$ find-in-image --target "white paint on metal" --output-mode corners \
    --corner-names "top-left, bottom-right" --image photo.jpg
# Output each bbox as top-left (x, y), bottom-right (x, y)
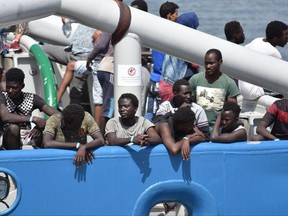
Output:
top-left (1, 0), bottom-right (287, 98)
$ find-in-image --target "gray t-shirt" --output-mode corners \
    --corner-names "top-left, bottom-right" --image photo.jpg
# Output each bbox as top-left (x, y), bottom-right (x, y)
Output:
top-left (105, 116), bottom-right (154, 138)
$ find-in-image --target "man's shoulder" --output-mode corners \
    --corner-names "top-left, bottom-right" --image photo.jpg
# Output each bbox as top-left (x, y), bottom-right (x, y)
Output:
top-left (24, 92), bottom-right (40, 100)
top-left (137, 116), bottom-right (148, 123)
top-left (191, 72), bottom-right (204, 79)
top-left (219, 74), bottom-right (240, 95)
top-left (137, 116), bottom-right (155, 127)
top-left (49, 113), bottom-right (61, 120)
top-left (22, 92), bottom-right (35, 96)
top-left (245, 37), bottom-right (280, 57)
top-left (159, 100), bottom-right (171, 107)
top-left (46, 113), bottom-right (62, 127)
top-left (106, 117), bottom-right (119, 125)
top-left (218, 73), bottom-right (238, 86)
top-left (84, 111), bottom-right (93, 118)
top-left (191, 102), bottom-right (204, 110)
top-left (189, 72), bottom-right (205, 85)
top-left (83, 111), bottom-right (100, 125)
top-left (245, 37), bottom-right (263, 46)
top-left (274, 99), bottom-right (288, 109)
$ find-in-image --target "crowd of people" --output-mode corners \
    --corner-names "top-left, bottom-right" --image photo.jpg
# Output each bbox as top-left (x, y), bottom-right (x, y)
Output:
top-left (0, 0), bottom-right (288, 166)
top-left (1, 1), bottom-right (287, 215)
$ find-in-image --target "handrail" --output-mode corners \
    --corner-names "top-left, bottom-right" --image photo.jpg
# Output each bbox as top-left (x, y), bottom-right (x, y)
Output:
top-left (2, 1), bottom-right (288, 97)
top-left (29, 43), bottom-right (58, 110)
top-left (10, 35), bottom-right (58, 111)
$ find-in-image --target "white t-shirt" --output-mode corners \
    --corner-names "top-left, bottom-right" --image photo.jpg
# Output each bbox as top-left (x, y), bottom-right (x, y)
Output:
top-left (245, 37), bottom-right (282, 58)
top-left (239, 37), bottom-right (282, 100)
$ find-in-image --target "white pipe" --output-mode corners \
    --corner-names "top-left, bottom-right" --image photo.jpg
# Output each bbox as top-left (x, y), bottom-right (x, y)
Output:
top-left (0, 0), bottom-right (61, 27)
top-left (57, 0), bottom-right (288, 98)
top-left (28, 16), bottom-right (78, 46)
top-left (1, 0), bottom-right (288, 97)
top-left (16, 34), bottom-right (37, 48)
top-left (57, 0), bottom-right (119, 35)
top-left (114, 33), bottom-right (142, 117)
top-left (258, 95), bottom-right (280, 108)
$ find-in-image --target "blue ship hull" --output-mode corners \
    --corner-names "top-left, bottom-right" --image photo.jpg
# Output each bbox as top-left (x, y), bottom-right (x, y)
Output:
top-left (1, 141), bottom-right (288, 215)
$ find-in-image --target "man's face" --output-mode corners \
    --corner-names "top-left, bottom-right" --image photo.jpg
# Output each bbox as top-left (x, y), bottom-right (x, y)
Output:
top-left (204, 53), bottom-right (222, 76)
top-left (118, 98), bottom-right (137, 119)
top-left (6, 81), bottom-right (24, 99)
top-left (221, 110), bottom-right (238, 131)
top-left (277, 29), bottom-right (288, 47)
top-left (167, 9), bottom-right (178, 22)
top-left (174, 85), bottom-right (192, 105)
top-left (174, 121), bottom-right (194, 137)
top-left (235, 27), bottom-right (245, 44)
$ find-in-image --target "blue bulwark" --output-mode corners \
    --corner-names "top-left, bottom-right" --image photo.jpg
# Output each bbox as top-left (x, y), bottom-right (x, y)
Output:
top-left (1, 141), bottom-right (288, 215)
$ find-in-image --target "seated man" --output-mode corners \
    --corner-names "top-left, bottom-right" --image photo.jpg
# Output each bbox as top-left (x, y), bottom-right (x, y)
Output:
top-left (0, 68), bottom-right (59, 150)
top-left (253, 98), bottom-right (288, 141)
top-left (155, 79), bottom-right (210, 140)
top-left (189, 48), bottom-right (240, 130)
top-left (156, 106), bottom-right (206, 160)
top-left (210, 101), bottom-right (247, 143)
top-left (42, 104), bottom-right (104, 168)
top-left (105, 93), bottom-right (161, 146)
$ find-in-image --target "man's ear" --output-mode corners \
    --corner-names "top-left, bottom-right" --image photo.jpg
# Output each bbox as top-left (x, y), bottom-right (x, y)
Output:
top-left (21, 83), bottom-right (25, 89)
top-left (167, 13), bottom-right (172, 20)
top-left (219, 59), bottom-right (223, 65)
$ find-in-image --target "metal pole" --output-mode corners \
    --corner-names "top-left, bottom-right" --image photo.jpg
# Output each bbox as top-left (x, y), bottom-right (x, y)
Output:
top-left (1, 0), bottom-right (288, 97)
top-left (0, 0), bottom-right (61, 27)
top-left (114, 33), bottom-right (142, 117)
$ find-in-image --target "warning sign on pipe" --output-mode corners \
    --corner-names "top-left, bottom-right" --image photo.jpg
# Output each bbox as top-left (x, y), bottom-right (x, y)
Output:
top-left (117, 64), bottom-right (141, 86)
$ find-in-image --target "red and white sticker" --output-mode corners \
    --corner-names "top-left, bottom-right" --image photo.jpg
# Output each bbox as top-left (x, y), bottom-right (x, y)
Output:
top-left (128, 67), bottom-right (136, 76)
top-left (117, 64), bottom-right (141, 86)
